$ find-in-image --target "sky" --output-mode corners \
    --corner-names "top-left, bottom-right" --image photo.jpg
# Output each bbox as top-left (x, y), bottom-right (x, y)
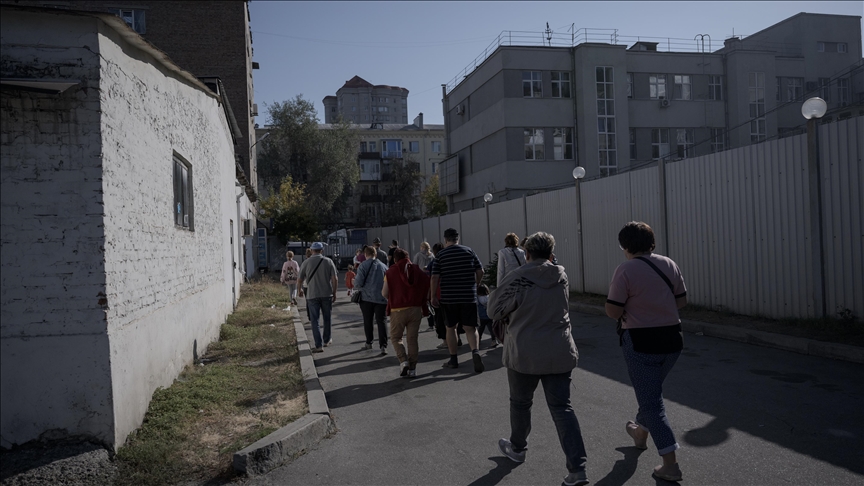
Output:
top-left (249, 1), bottom-right (863, 126)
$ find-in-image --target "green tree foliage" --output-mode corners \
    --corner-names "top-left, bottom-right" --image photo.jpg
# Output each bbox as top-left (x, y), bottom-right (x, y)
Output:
top-left (258, 95), bottom-right (360, 216)
top-left (421, 174), bottom-right (448, 217)
top-left (260, 176), bottom-right (319, 244)
top-left (381, 156), bottom-right (423, 225)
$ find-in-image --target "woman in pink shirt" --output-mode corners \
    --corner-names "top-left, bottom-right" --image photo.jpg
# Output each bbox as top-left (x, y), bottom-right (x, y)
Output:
top-left (605, 221), bottom-right (687, 483)
top-left (280, 251), bottom-right (300, 305)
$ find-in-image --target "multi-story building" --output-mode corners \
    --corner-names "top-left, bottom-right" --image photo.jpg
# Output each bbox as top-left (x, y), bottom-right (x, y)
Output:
top-left (20, 0), bottom-right (262, 201)
top-left (441, 12), bottom-right (863, 210)
top-left (323, 75), bottom-right (409, 124)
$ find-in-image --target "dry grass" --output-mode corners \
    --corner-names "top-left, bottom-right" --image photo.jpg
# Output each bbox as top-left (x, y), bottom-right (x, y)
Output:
top-left (115, 278), bottom-right (308, 485)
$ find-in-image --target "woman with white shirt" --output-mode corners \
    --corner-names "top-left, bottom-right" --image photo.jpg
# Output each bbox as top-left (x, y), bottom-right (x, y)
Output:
top-left (497, 233), bottom-right (526, 287)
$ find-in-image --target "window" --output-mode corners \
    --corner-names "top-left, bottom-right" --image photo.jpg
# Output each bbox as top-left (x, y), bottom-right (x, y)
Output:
top-left (651, 129), bottom-right (670, 160)
top-left (364, 106), bottom-right (368, 111)
top-left (551, 72), bottom-right (571, 98)
top-left (431, 141), bottom-right (442, 152)
top-left (711, 128), bottom-right (726, 153)
top-left (838, 43), bottom-right (848, 53)
top-left (597, 67), bottom-right (617, 176)
top-left (629, 129), bottom-right (636, 160)
top-left (364, 114), bottom-right (369, 121)
top-left (817, 42), bottom-right (825, 52)
top-left (173, 154), bottom-right (192, 229)
top-left (675, 129), bottom-right (694, 158)
top-left (627, 73), bottom-right (633, 98)
top-left (360, 142), bottom-right (367, 152)
top-left (709, 75), bottom-right (724, 101)
top-left (524, 128), bottom-right (544, 160)
top-left (553, 128), bottom-right (573, 160)
top-left (331, 107), bottom-right (336, 112)
top-left (402, 99), bottom-right (407, 104)
top-left (838, 78), bottom-right (850, 106)
top-left (673, 75), bottom-right (691, 100)
top-left (351, 96), bottom-right (356, 102)
top-left (776, 77), bottom-right (781, 102)
top-left (352, 106), bottom-right (356, 111)
top-left (408, 141), bottom-right (419, 153)
top-left (649, 74), bottom-right (666, 99)
top-left (819, 77), bottom-right (831, 102)
top-left (749, 72), bottom-right (766, 142)
top-left (787, 77), bottom-right (803, 102)
top-left (368, 141), bottom-right (377, 152)
top-left (432, 162), bottom-right (437, 174)
top-left (523, 71), bottom-right (542, 97)
top-left (110, 8), bottom-right (146, 34)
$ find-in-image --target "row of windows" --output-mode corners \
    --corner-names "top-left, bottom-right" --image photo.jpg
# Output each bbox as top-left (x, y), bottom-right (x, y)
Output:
top-left (332, 114), bottom-right (409, 123)
top-left (346, 106), bottom-right (401, 113)
top-left (817, 42), bottom-right (848, 53)
top-left (626, 128), bottom-right (726, 161)
top-left (524, 128), bottom-right (574, 161)
top-left (522, 71), bottom-right (572, 98)
top-left (345, 96), bottom-right (407, 104)
top-left (639, 73), bottom-right (724, 101)
top-left (359, 140), bottom-right (442, 153)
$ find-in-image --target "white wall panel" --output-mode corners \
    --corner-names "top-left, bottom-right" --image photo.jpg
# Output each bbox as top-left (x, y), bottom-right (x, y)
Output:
top-left (440, 213), bottom-right (461, 238)
top-left (580, 174), bottom-right (632, 295)
top-left (489, 197), bottom-right (527, 253)
top-left (525, 188), bottom-right (580, 290)
top-left (408, 220), bottom-right (424, 253)
top-left (460, 208), bottom-right (490, 264)
top-left (423, 217), bottom-right (441, 246)
top-left (397, 224), bottom-right (410, 251)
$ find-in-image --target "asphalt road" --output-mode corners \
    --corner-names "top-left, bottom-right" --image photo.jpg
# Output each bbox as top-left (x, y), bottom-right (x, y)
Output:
top-left (247, 293), bottom-right (864, 486)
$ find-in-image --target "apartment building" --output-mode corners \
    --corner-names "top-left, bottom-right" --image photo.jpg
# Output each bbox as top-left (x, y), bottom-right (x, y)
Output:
top-left (323, 75), bottom-right (409, 124)
top-left (441, 12), bottom-right (863, 210)
top-left (14, 0), bottom-right (262, 201)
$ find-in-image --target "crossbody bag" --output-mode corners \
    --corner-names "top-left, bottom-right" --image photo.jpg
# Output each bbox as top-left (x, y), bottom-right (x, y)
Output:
top-left (616, 256), bottom-right (683, 354)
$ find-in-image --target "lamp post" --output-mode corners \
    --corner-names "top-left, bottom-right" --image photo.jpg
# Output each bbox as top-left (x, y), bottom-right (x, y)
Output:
top-left (572, 167), bottom-right (586, 293)
top-left (802, 97), bottom-right (827, 317)
top-left (484, 193), bottom-right (493, 269)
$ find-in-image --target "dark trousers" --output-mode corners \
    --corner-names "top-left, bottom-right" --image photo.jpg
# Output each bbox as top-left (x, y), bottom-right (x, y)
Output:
top-left (360, 300), bottom-right (388, 347)
top-left (433, 306), bottom-right (448, 340)
top-left (478, 318), bottom-right (494, 341)
top-left (507, 368), bottom-right (588, 474)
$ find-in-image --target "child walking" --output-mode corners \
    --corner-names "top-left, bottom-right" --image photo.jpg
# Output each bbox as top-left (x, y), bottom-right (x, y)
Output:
top-left (476, 284), bottom-right (497, 349)
top-left (346, 264), bottom-right (356, 296)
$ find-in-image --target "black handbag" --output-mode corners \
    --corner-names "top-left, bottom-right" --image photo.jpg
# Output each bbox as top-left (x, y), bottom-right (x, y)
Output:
top-left (351, 291), bottom-right (362, 304)
top-left (618, 257), bottom-right (683, 354)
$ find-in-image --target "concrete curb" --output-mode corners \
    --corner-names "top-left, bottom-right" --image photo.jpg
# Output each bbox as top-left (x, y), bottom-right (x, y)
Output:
top-left (569, 302), bottom-right (864, 364)
top-left (233, 305), bottom-right (335, 476)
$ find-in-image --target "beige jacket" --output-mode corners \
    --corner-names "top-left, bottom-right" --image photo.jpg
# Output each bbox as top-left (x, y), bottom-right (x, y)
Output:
top-left (488, 259), bottom-right (578, 375)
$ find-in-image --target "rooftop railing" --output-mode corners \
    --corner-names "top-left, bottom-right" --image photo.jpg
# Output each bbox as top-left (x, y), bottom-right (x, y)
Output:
top-left (444, 28), bottom-right (803, 93)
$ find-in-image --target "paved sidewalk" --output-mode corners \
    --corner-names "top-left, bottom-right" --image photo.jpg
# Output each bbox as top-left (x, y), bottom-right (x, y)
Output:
top-left (247, 290), bottom-right (864, 486)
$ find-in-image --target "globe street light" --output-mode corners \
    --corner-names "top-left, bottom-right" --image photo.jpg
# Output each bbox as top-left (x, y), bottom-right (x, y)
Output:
top-left (803, 97), bottom-right (827, 317)
top-left (573, 167), bottom-right (586, 292)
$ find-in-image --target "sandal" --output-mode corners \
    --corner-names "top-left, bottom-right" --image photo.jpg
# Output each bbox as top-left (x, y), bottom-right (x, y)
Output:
top-left (653, 463), bottom-right (683, 482)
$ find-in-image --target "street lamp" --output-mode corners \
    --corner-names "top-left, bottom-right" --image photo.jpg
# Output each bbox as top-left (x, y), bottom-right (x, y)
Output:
top-left (802, 97), bottom-right (827, 317)
top-left (484, 193), bottom-right (493, 270)
top-left (572, 167), bottom-right (586, 293)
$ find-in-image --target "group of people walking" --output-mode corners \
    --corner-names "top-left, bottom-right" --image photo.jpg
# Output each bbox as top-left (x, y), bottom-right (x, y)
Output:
top-left (282, 221), bottom-right (688, 484)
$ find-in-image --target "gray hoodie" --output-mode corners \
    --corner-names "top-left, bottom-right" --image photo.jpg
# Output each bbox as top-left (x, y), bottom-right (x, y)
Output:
top-left (488, 259), bottom-right (578, 375)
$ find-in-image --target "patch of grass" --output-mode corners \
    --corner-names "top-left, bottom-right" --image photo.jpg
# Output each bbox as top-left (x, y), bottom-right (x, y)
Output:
top-left (115, 280), bottom-right (307, 485)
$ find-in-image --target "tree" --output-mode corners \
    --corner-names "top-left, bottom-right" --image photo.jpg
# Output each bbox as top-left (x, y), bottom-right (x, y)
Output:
top-left (260, 175), bottom-right (319, 244)
top-left (258, 95), bottom-right (360, 216)
top-left (421, 174), bottom-right (448, 217)
top-left (382, 157), bottom-right (423, 225)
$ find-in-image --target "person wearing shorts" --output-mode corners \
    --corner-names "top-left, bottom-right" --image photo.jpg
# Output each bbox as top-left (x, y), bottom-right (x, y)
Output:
top-left (430, 228), bottom-right (485, 373)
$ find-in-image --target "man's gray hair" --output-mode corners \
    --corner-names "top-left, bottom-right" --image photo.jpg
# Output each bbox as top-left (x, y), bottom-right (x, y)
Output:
top-left (525, 232), bottom-right (555, 260)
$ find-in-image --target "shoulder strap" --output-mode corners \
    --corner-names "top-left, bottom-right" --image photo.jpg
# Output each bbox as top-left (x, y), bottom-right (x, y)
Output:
top-left (511, 248), bottom-right (523, 266)
top-left (306, 257), bottom-right (325, 281)
top-left (634, 256), bottom-right (673, 292)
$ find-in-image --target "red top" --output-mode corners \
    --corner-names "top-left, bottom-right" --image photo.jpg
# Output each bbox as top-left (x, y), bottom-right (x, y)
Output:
top-left (345, 270), bottom-right (356, 289)
top-left (384, 259), bottom-right (430, 316)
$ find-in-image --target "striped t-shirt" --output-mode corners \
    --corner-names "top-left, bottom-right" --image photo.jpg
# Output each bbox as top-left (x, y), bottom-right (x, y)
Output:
top-left (431, 244), bottom-right (483, 304)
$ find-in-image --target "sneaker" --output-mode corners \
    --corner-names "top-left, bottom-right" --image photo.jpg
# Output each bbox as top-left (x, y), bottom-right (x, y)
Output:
top-left (444, 360), bottom-right (458, 369)
top-left (407, 369), bottom-right (416, 378)
top-left (324, 339), bottom-right (333, 347)
top-left (400, 361), bottom-right (409, 377)
top-left (473, 352), bottom-right (485, 373)
top-left (436, 342), bottom-right (449, 349)
top-left (486, 341), bottom-right (499, 349)
top-left (498, 438), bottom-right (525, 463)
top-left (361, 343), bottom-right (372, 351)
top-left (563, 471), bottom-right (589, 486)
top-left (652, 463), bottom-right (683, 482)
top-left (312, 347), bottom-right (324, 353)
top-left (380, 346), bottom-right (387, 356)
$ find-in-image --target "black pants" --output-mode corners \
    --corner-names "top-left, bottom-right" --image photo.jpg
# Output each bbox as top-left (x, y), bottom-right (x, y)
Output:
top-left (360, 300), bottom-right (388, 347)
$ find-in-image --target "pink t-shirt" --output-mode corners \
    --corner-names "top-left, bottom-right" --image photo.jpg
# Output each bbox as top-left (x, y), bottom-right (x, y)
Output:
top-left (607, 253), bottom-right (687, 329)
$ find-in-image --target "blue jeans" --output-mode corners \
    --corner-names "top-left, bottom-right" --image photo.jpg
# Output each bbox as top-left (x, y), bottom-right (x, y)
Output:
top-left (507, 368), bottom-right (588, 474)
top-left (621, 330), bottom-right (680, 455)
top-left (307, 297), bottom-right (332, 349)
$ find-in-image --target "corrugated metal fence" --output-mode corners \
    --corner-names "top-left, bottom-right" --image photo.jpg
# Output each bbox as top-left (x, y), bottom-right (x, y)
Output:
top-left (368, 117), bottom-right (863, 319)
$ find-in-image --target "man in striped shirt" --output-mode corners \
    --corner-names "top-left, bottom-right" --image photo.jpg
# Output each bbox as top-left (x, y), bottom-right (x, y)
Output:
top-left (431, 228), bottom-right (485, 372)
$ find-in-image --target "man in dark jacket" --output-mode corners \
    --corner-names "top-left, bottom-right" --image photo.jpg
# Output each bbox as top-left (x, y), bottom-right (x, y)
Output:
top-left (372, 237), bottom-right (388, 265)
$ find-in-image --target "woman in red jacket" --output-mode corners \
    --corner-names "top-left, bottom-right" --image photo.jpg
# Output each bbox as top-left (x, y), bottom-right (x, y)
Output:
top-left (382, 248), bottom-right (430, 378)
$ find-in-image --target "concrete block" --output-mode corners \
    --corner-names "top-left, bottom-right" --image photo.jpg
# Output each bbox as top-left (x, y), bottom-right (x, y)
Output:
top-left (232, 413), bottom-right (335, 476)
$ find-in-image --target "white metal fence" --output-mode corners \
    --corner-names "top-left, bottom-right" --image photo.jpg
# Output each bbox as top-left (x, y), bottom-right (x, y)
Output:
top-left (367, 117), bottom-right (863, 319)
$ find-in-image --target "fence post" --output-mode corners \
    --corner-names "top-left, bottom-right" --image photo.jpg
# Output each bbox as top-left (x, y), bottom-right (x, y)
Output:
top-left (574, 179), bottom-right (585, 293)
top-left (807, 119), bottom-right (827, 317)
top-left (658, 158), bottom-right (669, 256)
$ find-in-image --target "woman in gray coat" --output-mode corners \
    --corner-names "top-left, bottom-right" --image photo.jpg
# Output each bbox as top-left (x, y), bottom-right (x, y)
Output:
top-left (488, 232), bottom-right (588, 486)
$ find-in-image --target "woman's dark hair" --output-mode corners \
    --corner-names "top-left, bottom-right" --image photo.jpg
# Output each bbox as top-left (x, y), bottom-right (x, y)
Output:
top-left (477, 283), bottom-right (489, 296)
top-left (618, 221), bottom-right (656, 254)
top-left (393, 248), bottom-right (409, 262)
top-left (431, 242), bottom-right (444, 255)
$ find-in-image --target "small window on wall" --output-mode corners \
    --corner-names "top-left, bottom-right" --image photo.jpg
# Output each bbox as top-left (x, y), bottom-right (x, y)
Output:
top-left (409, 141), bottom-right (419, 152)
top-left (431, 141), bottom-right (442, 152)
top-left (649, 74), bottom-right (666, 99)
top-left (523, 71), bottom-right (542, 98)
top-left (173, 154), bottom-right (193, 230)
top-left (837, 43), bottom-right (848, 53)
top-left (551, 72), bottom-right (571, 98)
top-left (673, 75), bottom-right (691, 100)
top-left (109, 8), bottom-right (146, 34)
